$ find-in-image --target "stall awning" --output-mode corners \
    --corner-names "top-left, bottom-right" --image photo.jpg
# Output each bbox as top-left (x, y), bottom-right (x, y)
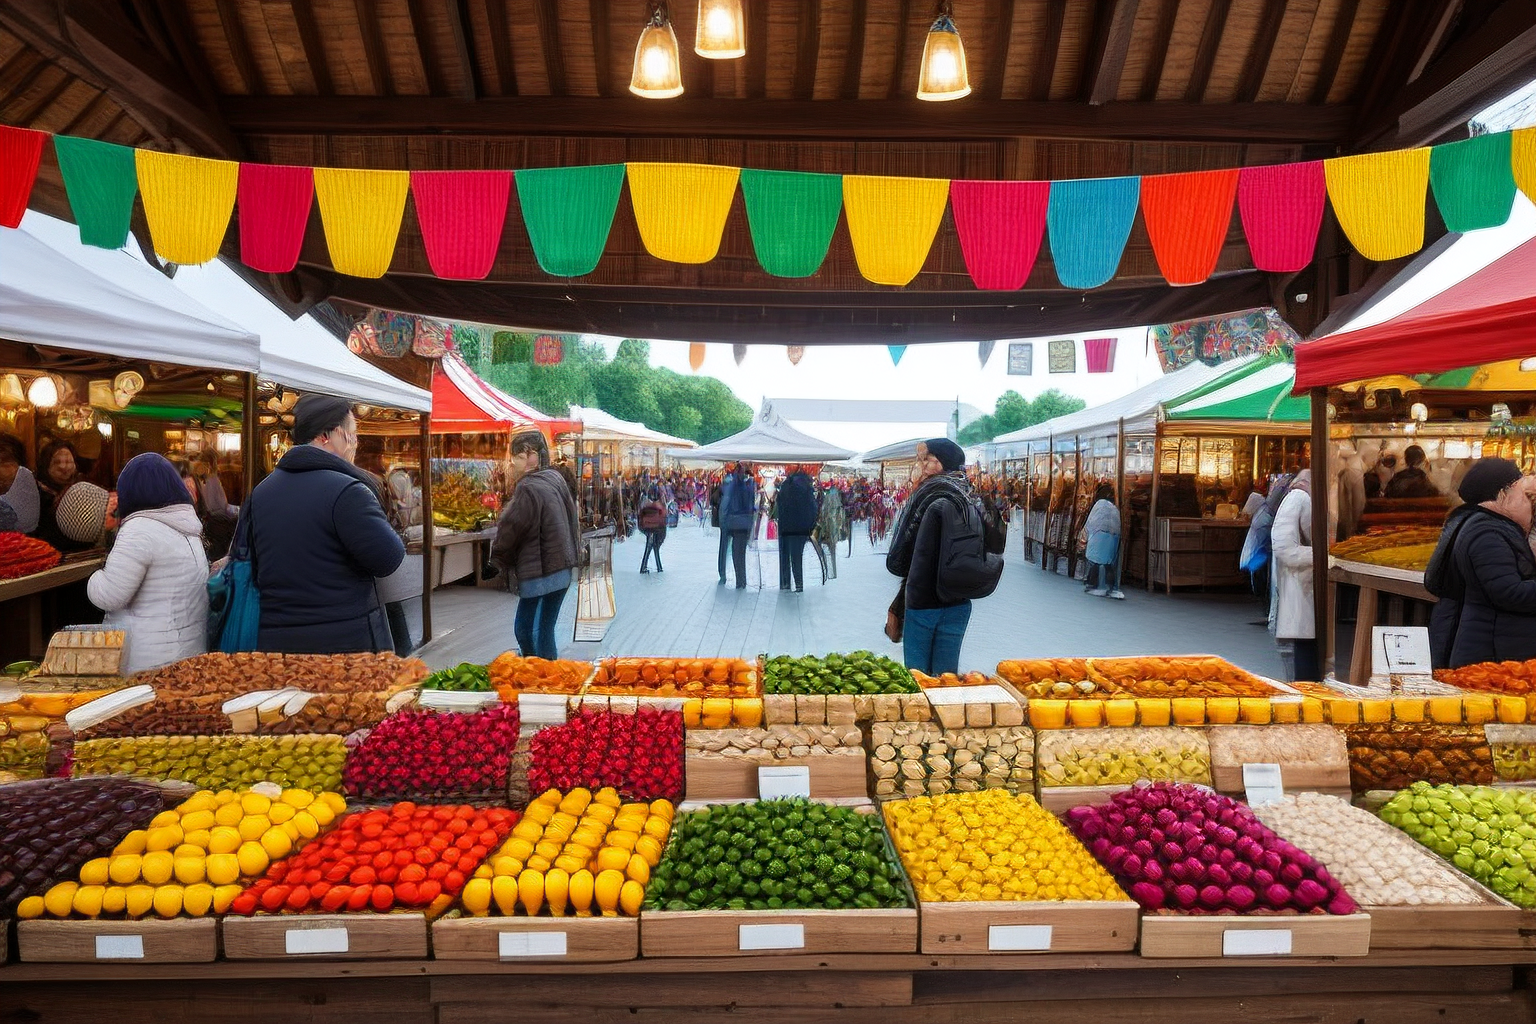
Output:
top-left (570, 405), bottom-right (694, 448)
top-left (1294, 237), bottom-right (1536, 390)
top-left (678, 401), bottom-right (854, 463)
top-left (1164, 354), bottom-right (1310, 424)
top-left (433, 352), bottom-right (578, 436)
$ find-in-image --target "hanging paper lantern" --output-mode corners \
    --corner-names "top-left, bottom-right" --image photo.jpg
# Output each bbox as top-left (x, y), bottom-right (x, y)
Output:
top-left (888, 346), bottom-right (907, 366)
top-left (787, 346), bottom-right (805, 365)
top-left (689, 343), bottom-right (706, 371)
top-left (534, 335), bottom-right (566, 365)
top-left (733, 344), bottom-right (747, 366)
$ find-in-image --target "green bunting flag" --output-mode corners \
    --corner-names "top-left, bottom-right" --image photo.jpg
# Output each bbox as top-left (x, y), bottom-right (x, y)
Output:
top-left (53, 136), bottom-right (139, 249)
top-left (1429, 131), bottom-right (1516, 234)
top-left (514, 164), bottom-right (626, 277)
top-left (739, 169), bottom-right (843, 278)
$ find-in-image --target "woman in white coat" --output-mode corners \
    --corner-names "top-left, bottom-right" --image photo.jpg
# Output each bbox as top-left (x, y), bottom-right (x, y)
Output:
top-left (1270, 469), bottom-right (1316, 681)
top-left (88, 452), bottom-right (210, 674)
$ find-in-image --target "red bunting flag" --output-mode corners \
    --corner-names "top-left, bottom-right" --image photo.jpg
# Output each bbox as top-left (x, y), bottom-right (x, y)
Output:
top-left (410, 170), bottom-right (512, 280)
top-left (1084, 337), bottom-right (1117, 373)
top-left (0, 125), bottom-right (45, 228)
top-left (533, 335), bottom-right (565, 365)
top-left (238, 163), bottom-right (314, 273)
top-left (949, 179), bottom-right (1050, 290)
top-left (1237, 161), bottom-right (1326, 274)
top-left (1140, 169), bottom-right (1240, 286)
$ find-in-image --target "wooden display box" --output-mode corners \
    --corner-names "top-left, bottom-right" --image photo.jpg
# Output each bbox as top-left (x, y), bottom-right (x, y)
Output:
top-left (1138, 912), bottom-right (1372, 958)
top-left (1366, 899), bottom-right (1534, 950)
top-left (641, 906), bottom-right (918, 957)
top-left (1036, 784), bottom-right (1133, 814)
top-left (918, 899), bottom-right (1139, 954)
top-left (221, 913), bottom-right (428, 960)
top-left (15, 917), bottom-right (216, 963)
top-left (1210, 764), bottom-right (1353, 797)
top-left (432, 914), bottom-right (638, 962)
top-left (684, 749), bottom-right (868, 800)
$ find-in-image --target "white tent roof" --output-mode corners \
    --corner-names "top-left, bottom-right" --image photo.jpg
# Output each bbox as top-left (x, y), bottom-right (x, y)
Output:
top-left (1, 211), bottom-right (260, 371)
top-left (570, 405), bottom-right (695, 447)
top-left (677, 401), bottom-right (855, 463)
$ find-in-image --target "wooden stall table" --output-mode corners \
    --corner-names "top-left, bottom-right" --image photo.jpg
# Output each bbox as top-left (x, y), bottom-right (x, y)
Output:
top-left (430, 527), bottom-right (499, 589)
top-left (0, 556), bottom-right (105, 660)
top-left (1329, 558), bottom-right (1435, 686)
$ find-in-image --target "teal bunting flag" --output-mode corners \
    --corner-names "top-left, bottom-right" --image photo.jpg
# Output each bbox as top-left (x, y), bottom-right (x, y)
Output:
top-left (1429, 131), bottom-right (1516, 233)
top-left (739, 169), bottom-right (843, 278)
top-left (1046, 176), bottom-right (1141, 290)
top-left (513, 164), bottom-right (626, 277)
top-left (53, 135), bottom-right (139, 248)
top-left (888, 345), bottom-right (907, 366)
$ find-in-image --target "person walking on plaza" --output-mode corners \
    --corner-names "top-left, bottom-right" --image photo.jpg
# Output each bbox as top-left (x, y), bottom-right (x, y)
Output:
top-left (1270, 469), bottom-right (1317, 682)
top-left (816, 481), bottom-right (847, 580)
top-left (637, 485), bottom-right (668, 573)
top-left (244, 394), bottom-right (405, 654)
top-left (775, 465), bottom-right (819, 592)
top-left (491, 430), bottom-right (582, 661)
top-left (718, 462), bottom-right (756, 588)
top-left (1080, 483), bottom-right (1124, 599)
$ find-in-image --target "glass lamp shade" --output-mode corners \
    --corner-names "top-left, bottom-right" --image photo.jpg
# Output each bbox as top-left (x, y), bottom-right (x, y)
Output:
top-left (0, 373), bottom-right (24, 407)
top-left (916, 16), bottom-right (971, 101)
top-left (27, 375), bottom-right (58, 409)
top-left (631, 17), bottom-right (685, 98)
top-left (695, 0), bottom-right (745, 58)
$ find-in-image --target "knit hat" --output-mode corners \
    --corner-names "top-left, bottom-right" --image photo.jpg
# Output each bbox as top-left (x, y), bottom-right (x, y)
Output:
top-left (55, 481), bottom-right (109, 544)
top-left (115, 452), bottom-right (193, 520)
top-left (923, 438), bottom-right (965, 473)
top-left (1459, 457), bottom-right (1523, 505)
top-left (292, 393), bottom-right (354, 445)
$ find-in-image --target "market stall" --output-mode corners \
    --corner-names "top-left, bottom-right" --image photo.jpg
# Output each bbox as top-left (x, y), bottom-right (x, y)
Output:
top-left (569, 405), bottom-right (695, 476)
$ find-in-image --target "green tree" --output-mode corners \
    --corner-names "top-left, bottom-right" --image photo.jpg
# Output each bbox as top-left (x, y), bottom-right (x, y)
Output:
top-left (958, 388), bottom-right (1085, 445)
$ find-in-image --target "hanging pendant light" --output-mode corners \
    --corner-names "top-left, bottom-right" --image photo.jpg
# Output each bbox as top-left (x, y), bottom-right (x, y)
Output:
top-left (631, 2), bottom-right (685, 98)
top-left (916, 2), bottom-right (971, 102)
top-left (27, 374), bottom-right (58, 409)
top-left (695, 0), bottom-right (745, 59)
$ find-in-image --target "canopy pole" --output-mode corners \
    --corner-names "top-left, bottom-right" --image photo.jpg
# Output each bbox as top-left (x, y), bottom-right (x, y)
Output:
top-left (1042, 435), bottom-right (1054, 572)
top-left (240, 372), bottom-right (258, 500)
top-left (420, 410), bottom-right (434, 645)
top-left (1310, 388), bottom-right (1330, 677)
top-left (1147, 428), bottom-right (1161, 591)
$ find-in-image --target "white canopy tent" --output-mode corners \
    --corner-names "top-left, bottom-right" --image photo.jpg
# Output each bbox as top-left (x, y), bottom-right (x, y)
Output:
top-left (570, 405), bottom-right (695, 448)
top-left (677, 401), bottom-right (855, 463)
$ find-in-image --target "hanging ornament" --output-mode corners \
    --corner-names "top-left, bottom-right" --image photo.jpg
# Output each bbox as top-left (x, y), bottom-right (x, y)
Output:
top-left (787, 346), bottom-right (804, 365)
top-left (112, 371), bottom-right (144, 409)
top-left (412, 317), bottom-right (452, 358)
top-left (916, 2), bottom-right (971, 101)
top-left (978, 341), bottom-right (996, 368)
top-left (688, 343), bottom-right (706, 371)
top-left (888, 345), bottom-right (907, 366)
top-left (733, 344), bottom-right (747, 366)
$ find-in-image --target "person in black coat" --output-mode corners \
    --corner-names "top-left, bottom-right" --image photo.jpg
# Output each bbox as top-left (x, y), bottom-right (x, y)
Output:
top-left (775, 466), bottom-right (819, 592)
top-left (1425, 458), bottom-right (1536, 668)
top-left (243, 394), bottom-right (406, 654)
top-left (886, 439), bottom-right (978, 675)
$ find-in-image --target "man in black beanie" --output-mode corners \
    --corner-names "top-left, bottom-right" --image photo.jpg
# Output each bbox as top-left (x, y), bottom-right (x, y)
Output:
top-left (238, 393), bottom-right (405, 654)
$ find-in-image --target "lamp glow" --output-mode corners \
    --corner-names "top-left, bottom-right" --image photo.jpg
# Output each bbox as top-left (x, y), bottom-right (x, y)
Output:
top-left (695, 0), bottom-right (745, 58)
top-left (27, 375), bottom-right (58, 409)
top-left (631, 5), bottom-right (684, 98)
top-left (97, 421), bottom-right (112, 438)
top-left (1410, 402), bottom-right (1429, 422)
top-left (916, 9), bottom-right (970, 101)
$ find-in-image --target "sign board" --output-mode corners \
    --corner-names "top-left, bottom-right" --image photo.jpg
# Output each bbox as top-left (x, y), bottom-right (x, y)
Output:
top-left (1371, 626), bottom-right (1435, 686)
top-left (758, 766), bottom-right (812, 799)
top-left (1242, 763), bottom-right (1284, 806)
top-left (1048, 339), bottom-right (1076, 374)
top-left (1007, 342), bottom-right (1033, 375)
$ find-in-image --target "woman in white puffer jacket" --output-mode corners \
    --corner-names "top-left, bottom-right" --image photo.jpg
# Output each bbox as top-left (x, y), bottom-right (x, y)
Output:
top-left (88, 452), bottom-right (210, 674)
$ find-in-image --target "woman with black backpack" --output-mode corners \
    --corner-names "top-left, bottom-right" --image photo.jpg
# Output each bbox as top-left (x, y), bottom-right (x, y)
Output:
top-left (637, 485), bottom-right (668, 573)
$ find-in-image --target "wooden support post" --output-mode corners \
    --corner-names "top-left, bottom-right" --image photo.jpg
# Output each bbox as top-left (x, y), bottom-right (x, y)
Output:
top-left (1147, 432), bottom-right (1161, 591)
top-left (1310, 388), bottom-right (1331, 675)
top-left (420, 411), bottom-right (434, 645)
top-left (241, 372), bottom-right (258, 499)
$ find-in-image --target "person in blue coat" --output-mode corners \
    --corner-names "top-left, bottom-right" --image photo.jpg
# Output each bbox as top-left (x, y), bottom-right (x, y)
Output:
top-left (774, 465), bottom-right (819, 592)
top-left (717, 463), bottom-right (757, 589)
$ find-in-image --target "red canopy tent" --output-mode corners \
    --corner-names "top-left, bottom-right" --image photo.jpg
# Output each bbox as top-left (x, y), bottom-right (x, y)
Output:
top-left (432, 350), bottom-right (578, 439)
top-left (1294, 237), bottom-right (1536, 390)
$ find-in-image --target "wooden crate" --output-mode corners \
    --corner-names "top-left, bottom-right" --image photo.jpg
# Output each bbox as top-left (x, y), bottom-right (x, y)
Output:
top-left (1210, 764), bottom-right (1353, 796)
top-left (15, 917), bottom-right (216, 963)
top-left (918, 900), bottom-right (1140, 954)
top-left (684, 749), bottom-right (868, 800)
top-left (221, 913), bottom-right (428, 960)
top-left (432, 914), bottom-right (638, 962)
top-left (640, 907), bottom-right (918, 957)
top-left (1367, 899), bottom-right (1534, 950)
top-left (1036, 784), bottom-right (1132, 814)
top-left (1138, 912), bottom-right (1372, 958)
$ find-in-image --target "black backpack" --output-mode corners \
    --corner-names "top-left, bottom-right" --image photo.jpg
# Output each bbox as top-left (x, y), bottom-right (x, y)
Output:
top-left (935, 495), bottom-right (1005, 603)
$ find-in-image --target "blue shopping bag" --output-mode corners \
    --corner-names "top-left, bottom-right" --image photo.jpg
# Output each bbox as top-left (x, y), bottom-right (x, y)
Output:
top-left (207, 505), bottom-right (262, 652)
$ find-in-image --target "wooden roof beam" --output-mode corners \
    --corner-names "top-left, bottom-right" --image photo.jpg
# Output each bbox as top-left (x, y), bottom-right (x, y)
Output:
top-left (534, 0), bottom-right (567, 96)
top-left (1031, 0), bottom-right (1067, 101)
top-left (354, 0), bottom-right (395, 96)
top-left (1083, 0), bottom-right (1140, 106)
top-left (793, 0), bottom-right (820, 102)
top-left (213, 0), bottom-right (261, 95)
top-left (1183, 0), bottom-right (1232, 102)
top-left (982, 0), bottom-right (1014, 101)
top-left (1137, 0), bottom-right (1176, 101)
top-left (290, 0), bottom-right (335, 96)
top-left (589, 0), bottom-right (610, 98)
top-left (1234, 0), bottom-right (1287, 103)
top-left (841, 0), bottom-right (867, 100)
top-left (404, 0), bottom-right (447, 94)
top-left (447, 0), bottom-right (480, 100)
top-left (220, 94), bottom-right (1355, 143)
top-left (746, 0), bottom-right (769, 98)
top-left (1308, 0), bottom-right (1360, 105)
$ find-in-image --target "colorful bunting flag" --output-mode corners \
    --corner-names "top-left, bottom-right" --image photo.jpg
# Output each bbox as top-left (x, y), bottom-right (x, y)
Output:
top-left (949, 179), bottom-right (1050, 290)
top-left (238, 162), bottom-right (314, 273)
top-left (978, 340), bottom-right (995, 368)
top-left (733, 344), bottom-right (747, 366)
top-left (53, 135), bottom-right (139, 249)
top-left (1429, 131), bottom-right (1516, 233)
top-left (787, 346), bottom-right (804, 365)
top-left (627, 162), bottom-right (740, 264)
top-left (739, 169), bottom-right (842, 278)
top-left (888, 345), bottom-right (907, 366)
top-left (1140, 169), bottom-right (1240, 286)
top-left (410, 170), bottom-right (512, 280)
top-left (1237, 161), bottom-right (1325, 274)
top-left (1085, 337), bottom-right (1117, 373)
top-left (514, 164), bottom-right (626, 277)
top-left (842, 175), bottom-right (950, 286)
top-left (1515, 128), bottom-right (1536, 206)
top-left (313, 167), bottom-right (411, 278)
top-left (1046, 176), bottom-right (1139, 289)
top-left (0, 125), bottom-right (45, 229)
top-left (1323, 148), bottom-right (1432, 262)
top-left (689, 343), bottom-right (705, 371)
top-left (134, 150), bottom-right (239, 265)
top-left (533, 334), bottom-right (565, 365)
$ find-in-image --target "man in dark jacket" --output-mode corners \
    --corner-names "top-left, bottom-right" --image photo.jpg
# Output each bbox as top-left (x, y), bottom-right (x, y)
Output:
top-left (1386, 444), bottom-right (1440, 499)
top-left (245, 394), bottom-right (405, 654)
top-left (775, 466), bottom-right (819, 592)
top-left (718, 464), bottom-right (756, 588)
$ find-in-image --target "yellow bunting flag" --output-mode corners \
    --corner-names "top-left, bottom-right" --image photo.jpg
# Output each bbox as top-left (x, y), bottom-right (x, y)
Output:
top-left (1514, 127), bottom-right (1536, 206)
top-left (134, 149), bottom-right (238, 265)
top-left (626, 163), bottom-right (740, 264)
top-left (842, 175), bottom-right (950, 286)
top-left (1323, 148), bottom-right (1432, 262)
top-left (312, 167), bottom-right (411, 278)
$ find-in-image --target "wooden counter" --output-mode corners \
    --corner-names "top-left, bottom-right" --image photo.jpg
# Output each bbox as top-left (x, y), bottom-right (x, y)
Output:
top-left (1150, 518), bottom-right (1248, 592)
top-left (0, 556), bottom-right (104, 660)
top-left (1329, 559), bottom-right (1435, 686)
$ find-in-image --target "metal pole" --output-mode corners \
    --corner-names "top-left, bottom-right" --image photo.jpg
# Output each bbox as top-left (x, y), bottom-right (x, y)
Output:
top-left (241, 372), bottom-right (259, 499)
top-left (420, 410), bottom-right (434, 644)
top-left (1147, 428), bottom-right (1161, 592)
top-left (1310, 389), bottom-right (1331, 675)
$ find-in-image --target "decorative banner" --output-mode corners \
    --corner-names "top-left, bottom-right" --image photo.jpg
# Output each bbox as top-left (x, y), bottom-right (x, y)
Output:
top-left (1007, 342), bottom-right (1032, 375)
top-left (733, 344), bottom-right (748, 366)
top-left (514, 164), bottom-right (626, 277)
top-left (1139, 169), bottom-right (1240, 286)
top-left (949, 179), bottom-right (1050, 290)
top-left (842, 175), bottom-right (950, 286)
top-left (626, 162), bottom-right (740, 264)
top-left (493, 331), bottom-right (535, 363)
top-left (312, 167), bottom-right (411, 278)
top-left (0, 125), bottom-right (45, 228)
top-left (688, 343), bottom-right (705, 371)
top-left (1048, 339), bottom-right (1075, 373)
top-left (533, 334), bottom-right (565, 365)
top-left (1084, 337), bottom-right (1117, 373)
top-left (1148, 306), bottom-right (1299, 373)
top-left (412, 317), bottom-right (452, 358)
top-left (787, 345), bottom-right (804, 365)
top-left (1323, 148), bottom-right (1432, 262)
top-left (1046, 176), bottom-right (1140, 289)
top-left (1428, 131), bottom-right (1515, 233)
top-left (1237, 161), bottom-right (1325, 274)
top-left (347, 309), bottom-right (416, 358)
top-left (52, 136), bottom-right (139, 248)
top-left (978, 340), bottom-right (996, 368)
top-left (738, 168), bottom-right (842, 278)
top-left (888, 345), bottom-right (907, 366)
top-left (410, 169), bottom-right (512, 280)
top-left (1516, 127), bottom-right (1536, 205)
top-left (237, 162), bottom-right (314, 273)
top-left (134, 150), bottom-right (239, 265)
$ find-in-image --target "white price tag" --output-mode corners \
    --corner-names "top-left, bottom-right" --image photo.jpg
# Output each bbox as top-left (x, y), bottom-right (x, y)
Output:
top-left (95, 934), bottom-right (144, 959)
top-left (1372, 627), bottom-right (1433, 680)
top-left (518, 693), bottom-right (569, 726)
top-left (923, 685), bottom-right (1013, 706)
top-left (738, 923), bottom-right (805, 950)
top-left (285, 927), bottom-right (349, 955)
top-left (1242, 763), bottom-right (1284, 806)
top-left (758, 766), bottom-right (812, 799)
top-left (1222, 928), bottom-right (1292, 956)
top-left (988, 924), bottom-right (1053, 951)
top-left (499, 931), bottom-right (568, 958)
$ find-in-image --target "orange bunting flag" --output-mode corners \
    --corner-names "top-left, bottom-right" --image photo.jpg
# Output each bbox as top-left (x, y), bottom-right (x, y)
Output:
top-left (1323, 148), bottom-right (1432, 262)
top-left (689, 343), bottom-right (706, 371)
top-left (313, 167), bottom-right (411, 278)
top-left (1139, 168), bottom-right (1240, 286)
top-left (134, 149), bottom-right (239, 265)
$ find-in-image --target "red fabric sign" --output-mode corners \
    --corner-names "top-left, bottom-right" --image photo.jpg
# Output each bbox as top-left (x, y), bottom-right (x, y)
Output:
top-left (533, 335), bottom-right (565, 365)
top-left (410, 170), bottom-right (512, 280)
top-left (1238, 161), bottom-right (1326, 274)
top-left (0, 125), bottom-right (45, 228)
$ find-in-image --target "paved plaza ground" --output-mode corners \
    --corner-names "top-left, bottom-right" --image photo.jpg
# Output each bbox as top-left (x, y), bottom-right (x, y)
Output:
top-left (415, 515), bottom-right (1287, 679)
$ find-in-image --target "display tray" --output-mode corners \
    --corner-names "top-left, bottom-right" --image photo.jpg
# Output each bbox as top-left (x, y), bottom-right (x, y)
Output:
top-left (220, 913), bottom-right (429, 960)
top-left (1365, 900), bottom-right (1535, 950)
top-left (431, 914), bottom-right (638, 962)
top-left (15, 917), bottom-right (217, 963)
top-left (1209, 764), bottom-right (1353, 795)
top-left (1138, 912), bottom-right (1372, 959)
top-left (917, 899), bottom-right (1140, 954)
top-left (1036, 784), bottom-right (1133, 814)
top-left (683, 749), bottom-right (868, 800)
top-left (640, 907), bottom-right (919, 957)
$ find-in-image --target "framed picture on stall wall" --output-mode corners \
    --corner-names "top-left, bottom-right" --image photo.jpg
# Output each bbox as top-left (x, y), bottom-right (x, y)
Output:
top-left (1048, 340), bottom-right (1076, 374)
top-left (1007, 343), bottom-right (1033, 375)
